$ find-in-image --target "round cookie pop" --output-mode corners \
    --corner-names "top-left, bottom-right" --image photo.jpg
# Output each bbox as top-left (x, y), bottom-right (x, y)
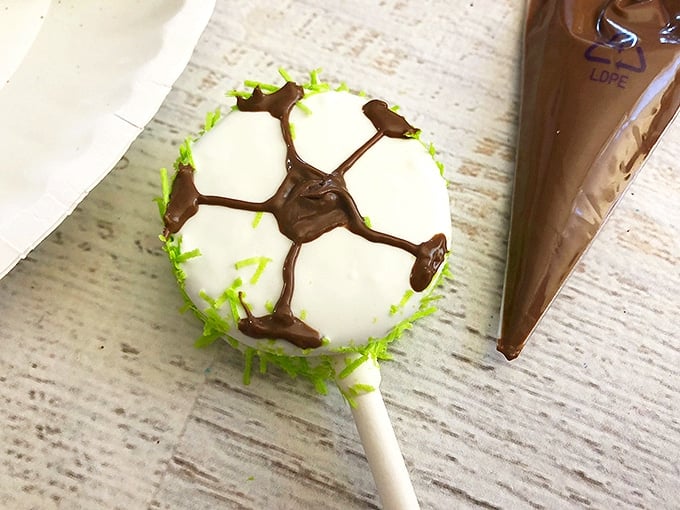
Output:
top-left (159, 70), bottom-right (451, 508)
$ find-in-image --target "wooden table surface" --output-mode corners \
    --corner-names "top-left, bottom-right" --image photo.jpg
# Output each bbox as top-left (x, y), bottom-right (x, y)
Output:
top-left (2, 1), bottom-right (679, 508)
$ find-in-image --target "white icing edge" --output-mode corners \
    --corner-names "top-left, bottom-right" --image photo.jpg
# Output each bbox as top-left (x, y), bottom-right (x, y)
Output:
top-left (177, 90), bottom-right (451, 356)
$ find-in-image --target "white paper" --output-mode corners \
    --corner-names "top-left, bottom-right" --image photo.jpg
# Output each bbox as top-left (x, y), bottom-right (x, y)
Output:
top-left (0, 0), bottom-right (51, 89)
top-left (0, 0), bottom-right (216, 279)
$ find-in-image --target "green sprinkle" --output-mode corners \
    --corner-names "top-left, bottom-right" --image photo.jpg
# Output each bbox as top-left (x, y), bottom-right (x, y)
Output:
top-left (175, 137), bottom-right (196, 170)
top-left (194, 332), bottom-right (220, 348)
top-left (154, 202), bottom-right (166, 224)
top-left (244, 80), bottom-right (278, 92)
top-left (278, 67), bottom-right (293, 82)
top-left (164, 235), bottom-right (192, 284)
top-left (339, 387), bottom-right (356, 407)
top-left (159, 167), bottom-right (170, 210)
top-left (352, 383), bottom-right (375, 394)
top-left (226, 336), bottom-right (239, 349)
top-left (202, 308), bottom-right (228, 335)
top-left (335, 81), bottom-right (349, 92)
top-left (200, 108), bottom-right (221, 135)
top-left (226, 289), bottom-right (241, 323)
top-left (339, 382), bottom-right (377, 407)
top-left (199, 289), bottom-right (216, 307)
top-left (312, 377), bottom-right (328, 395)
top-left (362, 216), bottom-right (372, 228)
top-left (295, 101), bottom-right (312, 115)
top-left (252, 211), bottom-right (264, 228)
top-left (160, 170), bottom-right (169, 204)
top-left (235, 256), bottom-right (272, 284)
top-left (176, 248), bottom-right (201, 263)
top-left (243, 348), bottom-right (255, 385)
top-left (226, 90), bottom-right (251, 98)
top-left (389, 289), bottom-right (414, 316)
top-left (234, 256), bottom-right (261, 269)
top-left (300, 309), bottom-right (307, 321)
top-left (250, 260), bottom-right (270, 284)
top-left (264, 300), bottom-right (274, 313)
top-left (247, 476), bottom-right (255, 482)
top-left (338, 354), bottom-right (368, 380)
top-left (389, 104), bottom-right (400, 112)
top-left (213, 289), bottom-right (229, 310)
top-left (203, 308), bottom-right (225, 333)
top-left (289, 122), bottom-right (296, 140)
top-left (303, 68), bottom-right (331, 95)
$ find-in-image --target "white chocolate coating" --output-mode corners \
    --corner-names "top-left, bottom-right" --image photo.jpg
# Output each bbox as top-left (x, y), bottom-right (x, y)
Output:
top-left (176, 90), bottom-right (451, 356)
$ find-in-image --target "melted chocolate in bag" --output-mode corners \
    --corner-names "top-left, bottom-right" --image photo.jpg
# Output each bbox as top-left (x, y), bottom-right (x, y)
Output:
top-left (499, 0), bottom-right (680, 359)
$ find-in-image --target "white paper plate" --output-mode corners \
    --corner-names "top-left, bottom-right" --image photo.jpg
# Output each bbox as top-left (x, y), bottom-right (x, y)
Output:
top-left (0, 0), bottom-right (51, 88)
top-left (0, 0), bottom-right (215, 280)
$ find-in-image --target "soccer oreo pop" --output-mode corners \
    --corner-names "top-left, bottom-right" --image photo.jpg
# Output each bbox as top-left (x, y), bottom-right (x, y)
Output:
top-left (159, 70), bottom-right (451, 508)
top-left (160, 70), bottom-right (450, 382)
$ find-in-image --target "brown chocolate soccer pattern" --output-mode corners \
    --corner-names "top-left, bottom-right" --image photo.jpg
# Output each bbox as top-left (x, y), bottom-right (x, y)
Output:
top-left (163, 82), bottom-right (447, 349)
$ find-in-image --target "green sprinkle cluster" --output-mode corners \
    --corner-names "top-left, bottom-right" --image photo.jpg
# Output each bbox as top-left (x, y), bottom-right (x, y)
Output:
top-left (157, 69), bottom-right (451, 395)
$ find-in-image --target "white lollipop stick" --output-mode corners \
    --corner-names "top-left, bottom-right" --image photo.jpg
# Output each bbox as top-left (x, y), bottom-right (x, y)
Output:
top-left (334, 355), bottom-right (420, 510)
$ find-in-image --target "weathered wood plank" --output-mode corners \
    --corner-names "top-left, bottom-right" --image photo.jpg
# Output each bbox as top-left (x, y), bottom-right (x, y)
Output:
top-left (1, 1), bottom-right (678, 509)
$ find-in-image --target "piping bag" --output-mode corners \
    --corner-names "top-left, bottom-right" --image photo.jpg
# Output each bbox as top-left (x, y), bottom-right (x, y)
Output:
top-left (499, 0), bottom-right (680, 359)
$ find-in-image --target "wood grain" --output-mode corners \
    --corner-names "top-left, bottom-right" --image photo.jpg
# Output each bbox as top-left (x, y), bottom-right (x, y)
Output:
top-left (1, 1), bottom-right (678, 509)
